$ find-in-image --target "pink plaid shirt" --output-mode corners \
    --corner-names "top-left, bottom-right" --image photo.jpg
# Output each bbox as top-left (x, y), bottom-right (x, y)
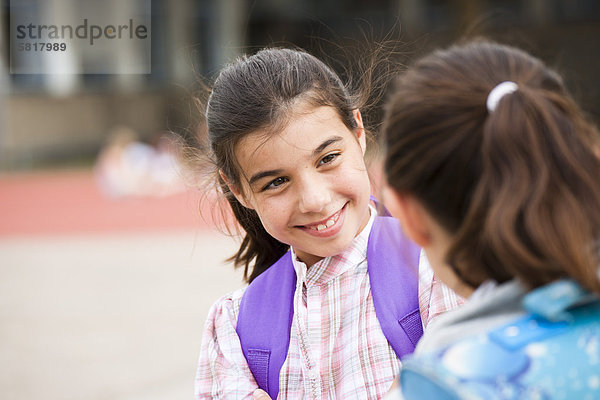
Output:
top-left (195, 212), bottom-right (462, 399)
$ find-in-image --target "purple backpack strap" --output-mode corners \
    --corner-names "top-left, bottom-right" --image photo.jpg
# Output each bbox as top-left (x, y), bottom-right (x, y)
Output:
top-left (236, 251), bottom-right (296, 399)
top-left (368, 216), bottom-right (423, 358)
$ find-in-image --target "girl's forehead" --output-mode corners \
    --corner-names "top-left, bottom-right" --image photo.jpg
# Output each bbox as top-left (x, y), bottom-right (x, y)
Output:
top-left (235, 106), bottom-right (353, 163)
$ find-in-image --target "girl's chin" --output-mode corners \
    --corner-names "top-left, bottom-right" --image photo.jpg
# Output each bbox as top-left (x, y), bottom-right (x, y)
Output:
top-left (302, 236), bottom-right (356, 260)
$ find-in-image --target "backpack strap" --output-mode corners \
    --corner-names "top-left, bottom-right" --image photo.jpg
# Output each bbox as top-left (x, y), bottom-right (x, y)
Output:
top-left (237, 215), bottom-right (422, 398)
top-left (368, 216), bottom-right (423, 357)
top-left (236, 251), bottom-right (296, 399)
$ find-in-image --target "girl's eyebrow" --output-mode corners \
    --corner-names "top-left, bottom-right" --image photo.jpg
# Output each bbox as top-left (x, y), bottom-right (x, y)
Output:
top-left (248, 136), bottom-right (344, 186)
top-left (249, 169), bottom-right (284, 186)
top-left (313, 136), bottom-right (343, 157)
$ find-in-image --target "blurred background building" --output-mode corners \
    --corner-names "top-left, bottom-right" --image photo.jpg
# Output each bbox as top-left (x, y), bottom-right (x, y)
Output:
top-left (0, 0), bottom-right (599, 171)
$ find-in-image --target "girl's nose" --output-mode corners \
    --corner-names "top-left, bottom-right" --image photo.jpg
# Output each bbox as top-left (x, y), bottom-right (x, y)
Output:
top-left (297, 177), bottom-right (331, 214)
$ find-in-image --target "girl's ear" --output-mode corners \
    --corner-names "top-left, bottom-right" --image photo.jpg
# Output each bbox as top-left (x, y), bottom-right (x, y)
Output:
top-left (387, 190), bottom-right (432, 247)
top-left (353, 109), bottom-right (367, 156)
top-left (219, 170), bottom-right (254, 210)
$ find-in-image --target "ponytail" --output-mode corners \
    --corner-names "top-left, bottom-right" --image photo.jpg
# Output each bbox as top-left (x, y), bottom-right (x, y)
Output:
top-left (450, 85), bottom-right (600, 292)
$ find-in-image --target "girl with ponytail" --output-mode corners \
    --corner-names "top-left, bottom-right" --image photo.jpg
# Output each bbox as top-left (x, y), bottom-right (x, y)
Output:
top-left (382, 39), bottom-right (600, 399)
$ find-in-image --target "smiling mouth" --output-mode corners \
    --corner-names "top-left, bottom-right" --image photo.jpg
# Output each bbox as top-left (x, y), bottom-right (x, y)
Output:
top-left (301, 204), bottom-right (346, 232)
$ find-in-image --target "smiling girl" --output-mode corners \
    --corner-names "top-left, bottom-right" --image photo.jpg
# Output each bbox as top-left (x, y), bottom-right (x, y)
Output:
top-left (192, 48), bottom-right (461, 399)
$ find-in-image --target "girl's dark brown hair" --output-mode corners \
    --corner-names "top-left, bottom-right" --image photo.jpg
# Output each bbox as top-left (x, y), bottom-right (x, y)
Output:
top-left (200, 48), bottom-right (371, 283)
top-left (383, 40), bottom-right (600, 293)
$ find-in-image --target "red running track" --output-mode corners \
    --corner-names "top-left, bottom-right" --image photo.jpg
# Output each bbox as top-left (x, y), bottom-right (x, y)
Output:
top-left (0, 169), bottom-right (221, 237)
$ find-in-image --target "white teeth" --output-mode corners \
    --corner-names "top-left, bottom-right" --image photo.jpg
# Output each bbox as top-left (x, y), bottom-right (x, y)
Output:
top-left (307, 209), bottom-right (342, 231)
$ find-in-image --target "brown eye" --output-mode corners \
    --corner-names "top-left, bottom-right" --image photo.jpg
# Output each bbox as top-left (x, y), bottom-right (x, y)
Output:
top-left (319, 153), bottom-right (340, 165)
top-left (263, 177), bottom-right (288, 191)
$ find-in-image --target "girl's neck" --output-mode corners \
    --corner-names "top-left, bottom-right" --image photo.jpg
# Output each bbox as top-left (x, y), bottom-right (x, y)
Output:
top-left (297, 253), bottom-right (324, 269)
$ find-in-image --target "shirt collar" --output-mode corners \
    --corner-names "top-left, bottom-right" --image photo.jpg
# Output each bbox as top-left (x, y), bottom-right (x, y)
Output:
top-left (291, 205), bottom-right (376, 287)
top-left (468, 279), bottom-right (499, 302)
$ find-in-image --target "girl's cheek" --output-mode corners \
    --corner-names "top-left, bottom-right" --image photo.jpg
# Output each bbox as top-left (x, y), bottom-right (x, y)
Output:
top-left (258, 194), bottom-right (289, 215)
top-left (339, 164), bottom-right (370, 188)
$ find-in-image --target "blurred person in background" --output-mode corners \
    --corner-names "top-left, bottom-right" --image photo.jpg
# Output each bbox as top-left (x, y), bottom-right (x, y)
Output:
top-left (95, 126), bottom-right (184, 198)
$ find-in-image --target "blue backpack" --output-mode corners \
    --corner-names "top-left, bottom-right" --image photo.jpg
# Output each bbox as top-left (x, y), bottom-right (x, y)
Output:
top-left (236, 214), bottom-right (423, 399)
top-left (400, 279), bottom-right (600, 400)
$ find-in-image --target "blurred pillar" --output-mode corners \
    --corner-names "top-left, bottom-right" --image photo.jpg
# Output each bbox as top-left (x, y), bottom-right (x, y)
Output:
top-left (213, 0), bottom-right (246, 68)
top-left (167, 0), bottom-right (197, 85)
top-left (397, 0), bottom-right (426, 36)
top-left (0, 3), bottom-right (7, 168)
top-left (41, 0), bottom-right (81, 95)
top-left (108, 0), bottom-right (149, 90)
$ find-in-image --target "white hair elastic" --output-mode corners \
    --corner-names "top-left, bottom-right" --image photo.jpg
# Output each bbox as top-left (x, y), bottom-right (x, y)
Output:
top-left (486, 81), bottom-right (518, 113)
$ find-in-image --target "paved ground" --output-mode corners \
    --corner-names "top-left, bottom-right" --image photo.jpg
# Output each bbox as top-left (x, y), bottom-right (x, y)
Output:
top-left (0, 170), bottom-right (244, 399)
